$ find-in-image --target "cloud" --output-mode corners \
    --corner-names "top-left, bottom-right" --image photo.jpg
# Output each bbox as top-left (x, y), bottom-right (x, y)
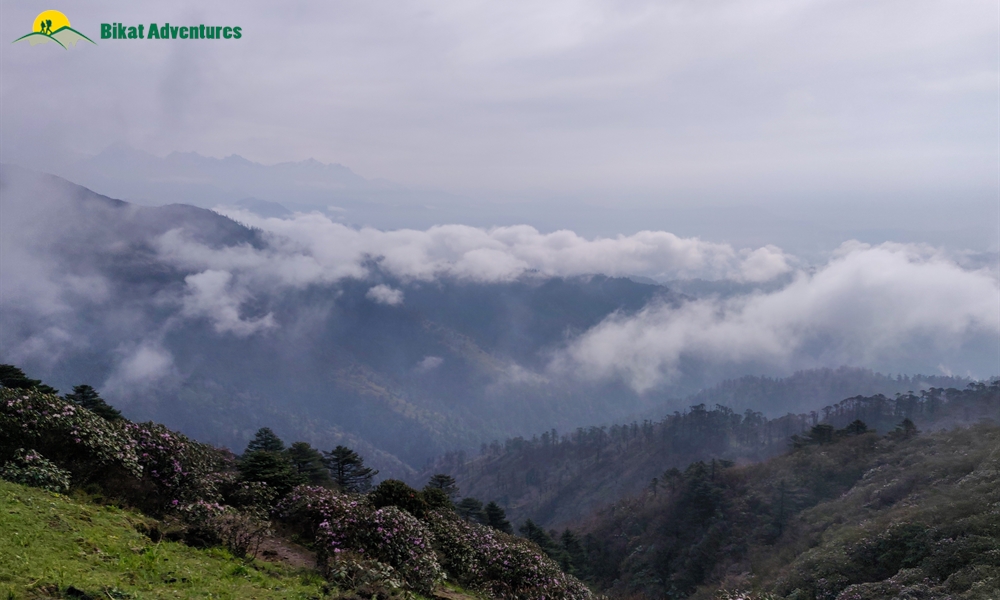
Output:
top-left (201, 209), bottom-right (793, 285)
top-left (366, 284), bottom-right (405, 305)
top-left (556, 242), bottom-right (1000, 391)
top-left (181, 269), bottom-right (276, 336)
top-left (102, 341), bottom-right (176, 397)
top-left (416, 356), bottom-right (444, 371)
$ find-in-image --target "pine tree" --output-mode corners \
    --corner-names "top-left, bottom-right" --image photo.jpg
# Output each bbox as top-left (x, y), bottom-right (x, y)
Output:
top-left (485, 501), bottom-right (513, 533)
top-left (0, 364), bottom-right (58, 394)
top-left (239, 450), bottom-right (304, 496)
top-left (322, 445), bottom-right (378, 493)
top-left (65, 384), bottom-right (122, 421)
top-left (456, 497), bottom-right (486, 523)
top-left (426, 473), bottom-right (459, 499)
top-left (286, 441), bottom-right (332, 486)
top-left (245, 428), bottom-right (286, 454)
top-left (560, 529), bottom-right (586, 575)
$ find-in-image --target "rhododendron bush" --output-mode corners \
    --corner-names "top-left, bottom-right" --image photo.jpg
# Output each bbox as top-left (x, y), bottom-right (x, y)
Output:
top-left (276, 485), bottom-right (443, 594)
top-left (425, 510), bottom-right (594, 599)
top-left (0, 388), bottom-right (140, 482)
top-left (0, 448), bottom-right (71, 493)
top-left (0, 389), bottom-right (230, 512)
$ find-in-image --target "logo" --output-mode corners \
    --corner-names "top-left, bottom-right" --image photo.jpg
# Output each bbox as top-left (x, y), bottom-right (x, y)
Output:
top-left (12, 10), bottom-right (95, 49)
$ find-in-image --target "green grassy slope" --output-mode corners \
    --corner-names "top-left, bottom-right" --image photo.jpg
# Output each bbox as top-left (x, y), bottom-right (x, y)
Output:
top-left (0, 480), bottom-right (328, 599)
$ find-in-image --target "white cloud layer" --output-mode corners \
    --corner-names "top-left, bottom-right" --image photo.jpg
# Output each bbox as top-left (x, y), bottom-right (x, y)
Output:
top-left (557, 242), bottom-right (1000, 391)
top-left (202, 208), bottom-right (793, 285)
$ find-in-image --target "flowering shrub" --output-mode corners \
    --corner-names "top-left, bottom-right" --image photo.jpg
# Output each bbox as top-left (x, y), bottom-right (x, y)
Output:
top-left (0, 448), bottom-right (71, 493)
top-left (424, 510), bottom-right (594, 599)
top-left (276, 485), bottom-right (443, 594)
top-left (0, 388), bottom-right (140, 482)
top-left (123, 421), bottom-right (233, 510)
top-left (177, 499), bottom-right (271, 558)
top-left (327, 552), bottom-right (405, 592)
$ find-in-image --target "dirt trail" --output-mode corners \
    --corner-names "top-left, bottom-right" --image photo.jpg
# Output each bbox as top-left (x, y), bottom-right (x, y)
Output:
top-left (256, 535), bottom-right (316, 569)
top-left (432, 587), bottom-right (482, 600)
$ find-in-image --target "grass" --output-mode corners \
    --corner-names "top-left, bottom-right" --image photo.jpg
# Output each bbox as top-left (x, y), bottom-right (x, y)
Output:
top-left (0, 480), bottom-right (330, 599)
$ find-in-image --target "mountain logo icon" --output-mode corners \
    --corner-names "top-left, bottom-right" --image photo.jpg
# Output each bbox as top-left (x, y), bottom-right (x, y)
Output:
top-left (12, 10), bottom-right (95, 49)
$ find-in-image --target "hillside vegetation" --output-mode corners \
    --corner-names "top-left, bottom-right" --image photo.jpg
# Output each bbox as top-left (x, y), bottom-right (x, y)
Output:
top-left (430, 381), bottom-right (997, 529)
top-left (550, 382), bottom-right (1000, 599)
top-left (0, 375), bottom-right (592, 599)
top-left (0, 480), bottom-right (328, 599)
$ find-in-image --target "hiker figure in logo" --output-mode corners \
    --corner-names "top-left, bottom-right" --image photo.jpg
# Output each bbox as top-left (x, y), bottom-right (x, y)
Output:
top-left (40, 19), bottom-right (53, 35)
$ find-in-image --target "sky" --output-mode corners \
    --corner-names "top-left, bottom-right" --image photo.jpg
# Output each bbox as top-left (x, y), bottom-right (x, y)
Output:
top-left (1, 1), bottom-right (998, 385)
top-left (1, 0), bottom-right (997, 224)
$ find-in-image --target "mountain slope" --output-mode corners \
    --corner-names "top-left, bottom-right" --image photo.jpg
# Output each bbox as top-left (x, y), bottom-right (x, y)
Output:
top-left (1, 165), bottom-right (675, 474)
top-left (0, 480), bottom-right (328, 599)
top-left (571, 419), bottom-right (1000, 599)
top-left (428, 378), bottom-right (990, 530)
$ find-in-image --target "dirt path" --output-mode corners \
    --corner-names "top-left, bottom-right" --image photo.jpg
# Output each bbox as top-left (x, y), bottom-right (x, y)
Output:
top-left (256, 535), bottom-right (316, 569)
top-left (432, 588), bottom-right (482, 600)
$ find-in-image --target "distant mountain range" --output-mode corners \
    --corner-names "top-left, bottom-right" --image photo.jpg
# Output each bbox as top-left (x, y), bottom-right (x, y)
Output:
top-left (0, 164), bottom-right (977, 482)
top-left (54, 144), bottom-right (470, 230)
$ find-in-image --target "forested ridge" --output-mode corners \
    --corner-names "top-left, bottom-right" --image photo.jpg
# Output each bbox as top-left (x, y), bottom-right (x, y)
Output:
top-left (431, 381), bottom-right (999, 599)
top-left (564, 383), bottom-right (1000, 599)
top-left (427, 377), bottom-right (995, 530)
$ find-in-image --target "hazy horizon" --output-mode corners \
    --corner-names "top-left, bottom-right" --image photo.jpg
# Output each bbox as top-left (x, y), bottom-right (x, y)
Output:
top-left (2, 0), bottom-right (997, 255)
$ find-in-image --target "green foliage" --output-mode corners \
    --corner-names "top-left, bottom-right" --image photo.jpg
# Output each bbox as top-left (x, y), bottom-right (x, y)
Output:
top-left (369, 479), bottom-right (429, 518)
top-left (0, 363), bottom-right (58, 394)
top-left (65, 384), bottom-right (122, 422)
top-left (484, 501), bottom-right (512, 533)
top-left (438, 381), bottom-right (998, 531)
top-left (421, 486), bottom-right (453, 511)
top-left (456, 497), bottom-right (486, 523)
top-left (287, 441), bottom-right (333, 486)
top-left (424, 510), bottom-right (594, 599)
top-left (571, 418), bottom-right (1000, 599)
top-left (245, 427), bottom-right (286, 454)
top-left (276, 485), bottom-right (443, 594)
top-left (323, 445), bottom-right (378, 493)
top-left (177, 500), bottom-right (271, 559)
top-left (767, 423), bottom-right (1000, 600)
top-left (0, 448), bottom-right (71, 493)
top-left (0, 479), bottom-right (329, 599)
top-left (0, 388), bottom-right (141, 485)
top-left (426, 473), bottom-right (459, 498)
top-left (238, 450), bottom-right (303, 498)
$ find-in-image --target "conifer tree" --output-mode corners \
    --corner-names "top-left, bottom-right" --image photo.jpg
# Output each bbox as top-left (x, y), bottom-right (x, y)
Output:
top-left (65, 384), bottom-right (122, 421)
top-left (484, 500), bottom-right (513, 533)
top-left (322, 445), bottom-right (378, 493)
top-left (456, 497), bottom-right (486, 523)
top-left (0, 364), bottom-right (58, 394)
top-left (239, 450), bottom-right (304, 496)
top-left (519, 519), bottom-right (559, 557)
top-left (245, 427), bottom-right (286, 454)
top-left (426, 473), bottom-right (459, 499)
top-left (286, 441), bottom-right (332, 486)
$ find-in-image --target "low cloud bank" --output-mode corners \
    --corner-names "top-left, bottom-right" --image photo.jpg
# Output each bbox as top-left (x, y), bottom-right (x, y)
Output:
top-left (210, 208), bottom-right (793, 285)
top-left (555, 242), bottom-right (1000, 391)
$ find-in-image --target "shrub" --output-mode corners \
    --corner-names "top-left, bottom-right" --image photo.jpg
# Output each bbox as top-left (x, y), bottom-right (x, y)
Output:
top-left (177, 499), bottom-right (270, 559)
top-left (369, 479), bottom-right (428, 518)
top-left (121, 420), bottom-right (234, 512)
top-left (0, 388), bottom-right (140, 483)
top-left (0, 448), bottom-right (71, 493)
top-left (424, 510), bottom-right (594, 599)
top-left (276, 485), bottom-right (443, 594)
